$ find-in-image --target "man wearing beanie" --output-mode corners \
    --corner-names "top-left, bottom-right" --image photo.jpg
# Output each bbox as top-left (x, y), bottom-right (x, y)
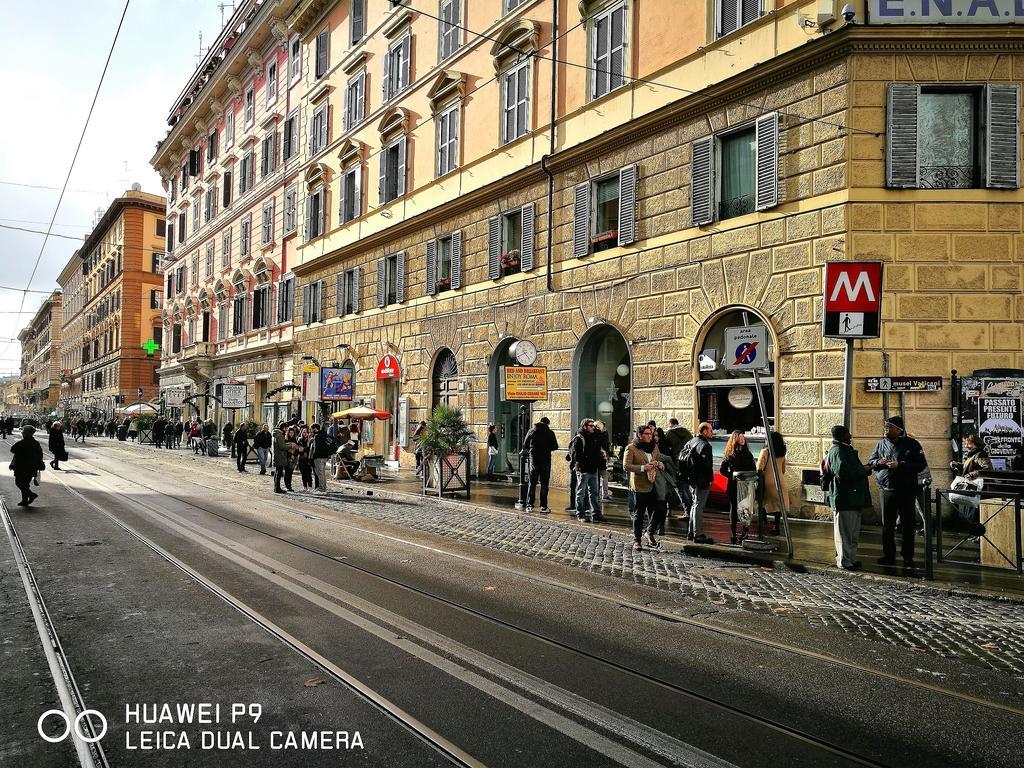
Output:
top-left (825, 425), bottom-right (871, 570)
top-left (867, 415), bottom-right (928, 569)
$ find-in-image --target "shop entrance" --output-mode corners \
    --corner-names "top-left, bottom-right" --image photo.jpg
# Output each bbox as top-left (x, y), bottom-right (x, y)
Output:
top-left (376, 355), bottom-right (402, 464)
top-left (572, 324), bottom-right (632, 456)
top-left (489, 339), bottom-right (526, 477)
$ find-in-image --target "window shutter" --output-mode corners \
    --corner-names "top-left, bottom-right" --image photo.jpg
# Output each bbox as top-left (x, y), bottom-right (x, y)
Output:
top-left (304, 195), bottom-right (312, 240)
top-left (400, 35), bottom-right (411, 90)
top-left (353, 164), bottom-right (362, 218)
top-left (520, 203), bottom-right (535, 272)
top-left (338, 172), bottom-right (348, 222)
top-left (986, 84), bottom-right (1020, 189)
top-left (426, 241), bottom-right (437, 295)
top-left (302, 285), bottom-right (311, 325)
top-left (755, 113), bottom-right (779, 211)
top-left (397, 136), bottom-right (407, 197)
top-left (377, 257), bottom-right (387, 307)
top-left (268, 284), bottom-right (276, 328)
top-left (336, 274), bottom-right (345, 315)
top-left (617, 165), bottom-right (637, 245)
top-left (382, 50), bottom-right (391, 102)
top-left (488, 216), bottom-right (501, 280)
top-left (572, 183), bottom-right (590, 259)
top-left (691, 136), bottom-right (714, 226)
top-left (357, 73), bottom-right (366, 123)
top-left (719, 0), bottom-right (738, 36)
top-left (886, 83), bottom-right (919, 189)
top-left (379, 151), bottom-right (387, 204)
top-left (396, 252), bottom-right (406, 303)
top-left (320, 279), bottom-right (327, 320)
top-left (317, 30), bottom-right (328, 77)
top-left (742, 0), bottom-right (760, 25)
top-left (352, 268), bottom-right (360, 313)
top-left (451, 231), bottom-right (463, 289)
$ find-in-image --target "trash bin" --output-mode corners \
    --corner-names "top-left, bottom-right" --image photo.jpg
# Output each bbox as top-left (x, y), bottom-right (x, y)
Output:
top-left (117, 425), bottom-right (128, 441)
top-left (734, 470), bottom-right (759, 530)
top-left (205, 438), bottom-right (219, 457)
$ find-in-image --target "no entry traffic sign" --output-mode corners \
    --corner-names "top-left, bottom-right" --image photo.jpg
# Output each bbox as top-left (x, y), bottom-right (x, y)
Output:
top-left (724, 325), bottom-right (770, 372)
top-left (823, 261), bottom-right (883, 339)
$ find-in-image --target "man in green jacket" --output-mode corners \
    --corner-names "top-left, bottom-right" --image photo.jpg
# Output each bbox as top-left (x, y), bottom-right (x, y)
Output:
top-left (825, 425), bottom-right (872, 570)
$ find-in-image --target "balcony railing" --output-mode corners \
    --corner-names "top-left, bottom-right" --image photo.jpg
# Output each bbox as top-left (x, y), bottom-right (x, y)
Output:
top-left (719, 193), bottom-right (756, 221)
top-left (919, 165), bottom-right (977, 189)
top-left (179, 341), bottom-right (212, 361)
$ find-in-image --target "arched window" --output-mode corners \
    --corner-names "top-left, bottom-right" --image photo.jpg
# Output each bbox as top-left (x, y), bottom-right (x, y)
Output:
top-left (572, 324), bottom-right (631, 450)
top-left (431, 348), bottom-right (459, 411)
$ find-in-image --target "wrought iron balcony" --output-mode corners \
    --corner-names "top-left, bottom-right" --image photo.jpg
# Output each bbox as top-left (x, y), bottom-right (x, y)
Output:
top-left (919, 165), bottom-right (977, 189)
top-left (719, 193), bottom-right (755, 221)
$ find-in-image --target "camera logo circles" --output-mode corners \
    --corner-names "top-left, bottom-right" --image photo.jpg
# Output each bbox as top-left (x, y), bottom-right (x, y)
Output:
top-left (37, 709), bottom-right (107, 744)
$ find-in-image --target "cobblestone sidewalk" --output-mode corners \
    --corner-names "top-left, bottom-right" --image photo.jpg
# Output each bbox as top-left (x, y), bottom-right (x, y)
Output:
top-left (100, 442), bottom-right (1024, 676)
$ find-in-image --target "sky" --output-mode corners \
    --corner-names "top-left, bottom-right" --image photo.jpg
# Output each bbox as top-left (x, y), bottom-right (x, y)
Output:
top-left (0, 0), bottom-right (229, 373)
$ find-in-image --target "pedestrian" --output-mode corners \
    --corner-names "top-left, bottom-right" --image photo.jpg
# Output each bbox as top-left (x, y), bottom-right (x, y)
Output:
top-left (311, 423), bottom-right (332, 492)
top-left (224, 422), bottom-right (235, 458)
top-left (284, 426), bottom-right (300, 491)
top-left (254, 424), bottom-right (272, 474)
top-left (47, 421), bottom-right (68, 471)
top-left (171, 418), bottom-right (183, 448)
top-left (663, 417), bottom-right (693, 516)
top-left (679, 422), bottom-right (715, 544)
top-left (564, 429), bottom-right (582, 514)
top-left (652, 442), bottom-right (679, 537)
top-left (348, 421), bottom-right (361, 450)
top-left (720, 431), bottom-right (757, 544)
top-left (202, 419), bottom-right (216, 454)
top-left (9, 425), bottom-right (45, 506)
top-left (867, 415), bottom-right (927, 569)
top-left (594, 420), bottom-right (612, 500)
top-left (523, 416), bottom-right (558, 514)
top-left (153, 415), bottom-right (166, 449)
top-left (272, 422), bottom-right (289, 493)
top-left (0, 415), bottom-right (7, 440)
top-left (756, 431), bottom-right (789, 535)
top-left (624, 424), bottom-right (666, 551)
top-left (825, 425), bottom-right (871, 570)
top-left (947, 433), bottom-right (992, 523)
top-left (234, 423), bottom-right (250, 472)
top-left (190, 420), bottom-right (203, 454)
top-left (570, 418), bottom-right (607, 523)
top-left (298, 427), bottom-right (314, 489)
top-left (413, 421), bottom-right (427, 477)
top-left (486, 424), bottom-right (499, 481)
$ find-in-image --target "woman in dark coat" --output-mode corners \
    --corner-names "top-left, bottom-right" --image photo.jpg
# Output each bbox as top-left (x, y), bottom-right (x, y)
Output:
top-left (47, 421), bottom-right (68, 470)
top-left (720, 430), bottom-right (757, 544)
top-left (297, 428), bottom-right (314, 489)
top-left (10, 425), bottom-right (45, 506)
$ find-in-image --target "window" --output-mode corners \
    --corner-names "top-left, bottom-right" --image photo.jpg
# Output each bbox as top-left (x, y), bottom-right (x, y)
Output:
top-left (232, 290), bottom-right (247, 335)
top-left (504, 0), bottom-right (526, 12)
top-left (204, 187), bottom-right (216, 222)
top-left (439, 0), bottom-right (462, 60)
top-left (191, 253), bottom-right (199, 285)
top-left (223, 171), bottom-right (233, 208)
top-left (205, 242), bottom-right (215, 276)
top-left (261, 199), bottom-right (275, 245)
top-left (284, 185), bottom-right (298, 233)
top-left (240, 151), bottom-right (254, 194)
top-left (888, 84), bottom-right (1019, 190)
top-left (501, 61), bottom-right (529, 144)
top-left (379, 137), bottom-right (407, 204)
top-left (169, 177), bottom-right (177, 204)
top-left (289, 36), bottom-right (301, 85)
top-left (717, 0), bottom-right (763, 38)
top-left (572, 165), bottom-right (637, 256)
top-left (378, 252), bottom-right (403, 307)
top-left (351, 0), bottom-right (365, 45)
top-left (252, 285), bottom-right (269, 329)
top-left (344, 71), bottom-right (366, 131)
top-left (339, 165), bottom-right (361, 223)
top-left (181, 161), bottom-right (190, 193)
top-left (591, 3), bottom-right (626, 99)
top-left (383, 36), bottom-right (411, 101)
top-left (217, 304), bottom-right (226, 340)
top-left (502, 209), bottom-right (522, 274)
top-left (244, 84), bottom-right (255, 127)
top-left (156, 218), bottom-right (166, 237)
top-left (436, 103), bottom-right (459, 177)
top-left (190, 147), bottom-right (202, 178)
top-left (306, 187), bottom-right (325, 240)
top-left (225, 107), bottom-right (236, 149)
top-left (167, 221), bottom-right (175, 252)
top-left (302, 280), bottom-right (323, 324)
top-left (435, 235), bottom-right (453, 292)
top-left (176, 266), bottom-right (185, 292)
top-left (192, 200), bottom-right (200, 231)
top-left (277, 277), bottom-right (295, 323)
top-left (339, 268), bottom-right (359, 315)
top-left (266, 60), bottom-right (278, 106)
top-left (310, 103), bottom-right (329, 156)
top-left (261, 130), bottom-right (277, 177)
top-left (222, 230), bottom-right (232, 268)
top-left (207, 129), bottom-right (219, 163)
top-left (150, 289), bottom-right (161, 309)
top-left (240, 215), bottom-right (252, 258)
top-left (691, 113), bottom-right (779, 226)
top-left (283, 110), bottom-right (299, 161)
top-left (152, 251), bottom-right (163, 271)
top-left (315, 27), bottom-right (330, 79)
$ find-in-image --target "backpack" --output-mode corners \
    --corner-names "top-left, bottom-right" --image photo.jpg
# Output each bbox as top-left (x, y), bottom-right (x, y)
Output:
top-left (677, 442), bottom-right (695, 485)
top-left (820, 453), bottom-right (835, 493)
top-left (324, 432), bottom-right (337, 452)
top-left (565, 434), bottom-right (583, 468)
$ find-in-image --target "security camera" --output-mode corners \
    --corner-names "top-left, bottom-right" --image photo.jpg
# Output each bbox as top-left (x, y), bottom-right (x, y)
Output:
top-left (841, 4), bottom-right (856, 23)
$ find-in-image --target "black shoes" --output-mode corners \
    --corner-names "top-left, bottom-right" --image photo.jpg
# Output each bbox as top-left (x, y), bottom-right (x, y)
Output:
top-left (877, 556), bottom-right (896, 566)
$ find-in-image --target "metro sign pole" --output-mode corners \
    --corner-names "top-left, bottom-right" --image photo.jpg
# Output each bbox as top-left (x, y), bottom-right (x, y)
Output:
top-left (823, 261), bottom-right (884, 428)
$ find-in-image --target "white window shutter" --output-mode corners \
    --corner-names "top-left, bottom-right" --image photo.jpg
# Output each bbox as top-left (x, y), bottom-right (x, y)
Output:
top-left (353, 164), bottom-right (362, 217)
top-left (886, 83), bottom-right (919, 189)
top-left (487, 216), bottom-right (501, 280)
top-left (358, 73), bottom-right (366, 121)
top-left (617, 165), bottom-right (637, 245)
top-left (397, 136), bottom-right (407, 197)
top-left (426, 241), bottom-right (437, 295)
top-left (451, 231), bottom-right (463, 289)
top-left (572, 183), bottom-right (590, 259)
top-left (352, 268), bottom-right (360, 313)
top-left (268, 284), bottom-right (276, 328)
top-left (396, 252), bottom-right (406, 303)
top-left (379, 151), bottom-right (387, 204)
top-left (382, 50), bottom-right (391, 102)
top-left (521, 203), bottom-right (535, 272)
top-left (755, 113), bottom-right (779, 211)
top-left (400, 35), bottom-right (411, 89)
top-left (338, 172), bottom-right (347, 222)
top-left (691, 136), bottom-right (714, 226)
top-left (377, 257), bottom-right (387, 307)
top-left (987, 84), bottom-right (1020, 189)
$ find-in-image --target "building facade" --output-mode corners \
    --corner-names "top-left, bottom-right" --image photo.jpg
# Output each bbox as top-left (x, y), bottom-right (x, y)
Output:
top-left (56, 188), bottom-right (167, 417)
top-left (18, 291), bottom-right (63, 413)
top-left (156, 0), bottom-right (1024, 517)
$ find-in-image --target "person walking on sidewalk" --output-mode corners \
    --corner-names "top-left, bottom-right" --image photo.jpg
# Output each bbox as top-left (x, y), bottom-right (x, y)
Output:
top-left (47, 421), bottom-right (68, 471)
top-left (523, 416), bottom-right (558, 514)
top-left (571, 418), bottom-right (607, 523)
top-left (253, 424), bottom-right (272, 475)
top-left (311, 423), bottom-right (333, 492)
top-left (680, 423), bottom-right (715, 544)
top-left (224, 422), bottom-right (235, 459)
top-left (9, 425), bottom-right (45, 506)
top-left (624, 425), bottom-right (666, 551)
top-left (153, 415), bottom-right (166, 449)
top-left (867, 415), bottom-right (927, 570)
top-left (202, 419), bottom-right (216, 455)
top-left (486, 424), bottom-right (499, 481)
top-left (756, 432), bottom-right (789, 535)
top-left (234, 423), bottom-right (250, 472)
top-left (594, 420), bottom-right (612, 500)
top-left (272, 422), bottom-right (290, 493)
top-left (663, 418), bottom-right (693, 516)
top-left (720, 431), bottom-right (756, 544)
top-left (297, 427), bottom-right (314, 490)
top-left (825, 425), bottom-right (871, 570)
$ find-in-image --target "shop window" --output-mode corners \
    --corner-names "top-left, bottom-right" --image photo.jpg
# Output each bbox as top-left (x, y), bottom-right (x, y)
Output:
top-left (572, 166), bottom-right (636, 257)
top-left (717, 0), bottom-right (763, 39)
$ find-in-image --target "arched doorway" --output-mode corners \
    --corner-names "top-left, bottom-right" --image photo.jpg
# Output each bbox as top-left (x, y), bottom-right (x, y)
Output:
top-left (488, 338), bottom-right (526, 477)
top-left (572, 324), bottom-right (632, 454)
top-left (431, 348), bottom-right (459, 411)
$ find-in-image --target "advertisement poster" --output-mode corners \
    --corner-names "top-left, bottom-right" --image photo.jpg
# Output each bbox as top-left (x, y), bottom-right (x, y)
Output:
top-left (221, 384), bottom-right (247, 409)
top-left (978, 392), bottom-right (1023, 463)
top-left (503, 367), bottom-right (547, 401)
top-left (320, 367), bottom-right (354, 401)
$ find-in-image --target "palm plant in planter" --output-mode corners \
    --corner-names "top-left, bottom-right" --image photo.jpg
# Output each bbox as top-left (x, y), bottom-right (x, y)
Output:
top-left (417, 404), bottom-right (473, 497)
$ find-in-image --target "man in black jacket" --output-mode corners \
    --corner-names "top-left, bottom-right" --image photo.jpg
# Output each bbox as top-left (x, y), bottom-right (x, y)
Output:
top-left (664, 417), bottom-right (693, 514)
top-left (680, 422), bottom-right (715, 544)
top-left (311, 423), bottom-right (333, 492)
top-left (523, 417), bottom-right (558, 514)
top-left (570, 418), bottom-right (607, 523)
top-left (233, 424), bottom-right (249, 472)
top-left (867, 415), bottom-right (927, 568)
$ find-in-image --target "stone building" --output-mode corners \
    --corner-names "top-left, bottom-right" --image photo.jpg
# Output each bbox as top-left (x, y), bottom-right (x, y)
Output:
top-left (18, 291), bottom-right (63, 413)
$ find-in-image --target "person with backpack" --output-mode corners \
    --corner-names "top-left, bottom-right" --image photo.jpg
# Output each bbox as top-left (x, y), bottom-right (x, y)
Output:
top-left (680, 422), bottom-right (715, 544)
top-left (523, 416), bottom-right (558, 514)
top-left (825, 425), bottom-right (871, 570)
top-left (568, 418), bottom-right (607, 523)
top-left (663, 418), bottom-right (693, 515)
top-left (867, 415), bottom-right (927, 569)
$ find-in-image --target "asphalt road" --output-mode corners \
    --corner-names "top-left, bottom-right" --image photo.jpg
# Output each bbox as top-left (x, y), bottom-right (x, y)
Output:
top-left (1, 434), bottom-right (1021, 768)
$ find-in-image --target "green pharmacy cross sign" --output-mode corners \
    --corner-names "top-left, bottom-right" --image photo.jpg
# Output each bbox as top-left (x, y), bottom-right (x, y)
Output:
top-left (143, 339), bottom-right (160, 356)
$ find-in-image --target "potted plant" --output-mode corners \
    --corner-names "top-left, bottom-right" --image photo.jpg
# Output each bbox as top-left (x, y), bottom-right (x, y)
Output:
top-left (500, 250), bottom-right (521, 275)
top-left (436, 276), bottom-right (452, 291)
top-left (417, 404), bottom-right (473, 497)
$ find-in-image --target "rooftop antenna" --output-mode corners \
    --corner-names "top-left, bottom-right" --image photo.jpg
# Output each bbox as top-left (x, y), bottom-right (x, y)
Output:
top-left (194, 30), bottom-right (205, 66)
top-left (218, 2), bottom-right (235, 27)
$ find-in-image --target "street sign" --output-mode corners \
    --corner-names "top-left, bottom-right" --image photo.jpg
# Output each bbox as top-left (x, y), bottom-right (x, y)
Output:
top-left (502, 366), bottom-right (548, 401)
top-left (698, 349), bottom-right (718, 373)
top-left (865, 376), bottom-right (943, 393)
top-left (723, 325), bottom-right (769, 371)
top-left (376, 354), bottom-right (401, 380)
top-left (221, 384), bottom-right (247, 409)
top-left (823, 261), bottom-right (883, 339)
top-left (164, 390), bottom-right (187, 407)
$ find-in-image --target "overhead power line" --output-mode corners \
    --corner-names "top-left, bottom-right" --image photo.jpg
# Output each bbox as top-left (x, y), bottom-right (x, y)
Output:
top-left (0, 179), bottom-right (113, 196)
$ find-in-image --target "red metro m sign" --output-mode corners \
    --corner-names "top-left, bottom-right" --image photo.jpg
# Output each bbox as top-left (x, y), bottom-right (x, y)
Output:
top-left (823, 261), bottom-right (884, 339)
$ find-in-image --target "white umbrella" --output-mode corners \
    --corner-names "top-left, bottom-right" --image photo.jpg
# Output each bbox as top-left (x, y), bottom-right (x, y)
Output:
top-left (116, 403), bottom-right (158, 414)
